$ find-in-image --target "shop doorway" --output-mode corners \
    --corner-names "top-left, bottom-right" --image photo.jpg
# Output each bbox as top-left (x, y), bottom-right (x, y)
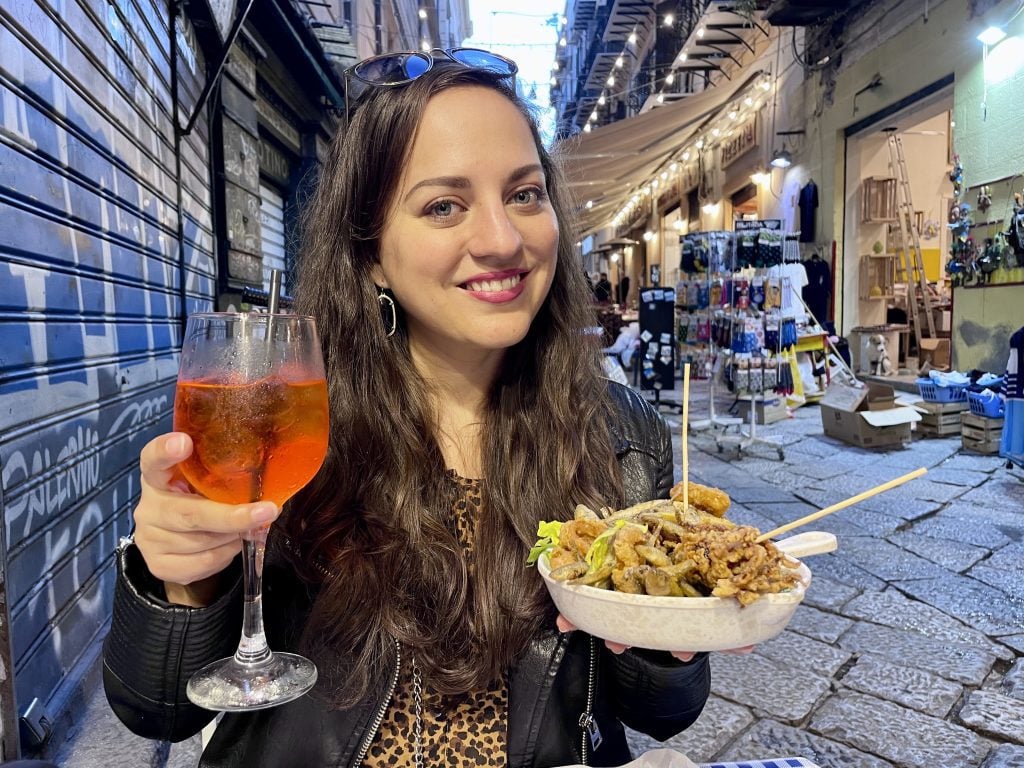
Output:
top-left (841, 84), bottom-right (953, 369)
top-left (731, 183), bottom-right (759, 221)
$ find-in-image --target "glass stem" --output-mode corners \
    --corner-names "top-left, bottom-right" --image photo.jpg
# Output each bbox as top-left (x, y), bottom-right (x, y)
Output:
top-left (235, 527), bottom-right (272, 666)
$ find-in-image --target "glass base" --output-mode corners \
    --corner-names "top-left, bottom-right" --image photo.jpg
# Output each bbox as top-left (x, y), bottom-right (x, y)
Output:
top-left (186, 652), bottom-right (318, 711)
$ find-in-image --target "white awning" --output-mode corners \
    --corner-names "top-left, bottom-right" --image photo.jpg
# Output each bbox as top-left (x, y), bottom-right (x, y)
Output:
top-left (555, 60), bottom-right (771, 237)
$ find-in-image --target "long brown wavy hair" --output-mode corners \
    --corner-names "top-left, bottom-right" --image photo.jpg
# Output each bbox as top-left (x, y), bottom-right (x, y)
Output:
top-left (287, 61), bottom-right (624, 706)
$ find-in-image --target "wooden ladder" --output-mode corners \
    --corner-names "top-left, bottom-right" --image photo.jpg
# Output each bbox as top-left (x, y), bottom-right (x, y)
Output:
top-left (886, 133), bottom-right (935, 353)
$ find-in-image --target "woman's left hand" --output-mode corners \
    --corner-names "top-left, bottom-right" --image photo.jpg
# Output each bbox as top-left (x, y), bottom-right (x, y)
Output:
top-left (555, 614), bottom-right (755, 662)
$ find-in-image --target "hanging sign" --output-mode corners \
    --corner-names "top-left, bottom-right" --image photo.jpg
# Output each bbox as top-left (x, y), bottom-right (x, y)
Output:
top-left (721, 119), bottom-right (758, 168)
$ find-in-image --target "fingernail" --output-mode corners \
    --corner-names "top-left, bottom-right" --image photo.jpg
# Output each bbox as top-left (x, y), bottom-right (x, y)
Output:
top-left (167, 434), bottom-right (186, 456)
top-left (250, 503), bottom-right (278, 524)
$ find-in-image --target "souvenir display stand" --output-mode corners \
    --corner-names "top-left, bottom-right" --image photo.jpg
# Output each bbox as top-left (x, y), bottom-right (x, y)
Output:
top-left (677, 231), bottom-right (742, 432)
top-left (637, 286), bottom-right (682, 412)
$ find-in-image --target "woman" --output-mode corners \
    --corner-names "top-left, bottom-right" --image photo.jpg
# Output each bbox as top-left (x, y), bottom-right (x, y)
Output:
top-left (104, 51), bottom-right (712, 766)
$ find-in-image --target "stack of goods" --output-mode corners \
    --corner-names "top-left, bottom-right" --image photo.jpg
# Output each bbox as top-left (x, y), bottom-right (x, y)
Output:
top-left (916, 370), bottom-right (971, 438)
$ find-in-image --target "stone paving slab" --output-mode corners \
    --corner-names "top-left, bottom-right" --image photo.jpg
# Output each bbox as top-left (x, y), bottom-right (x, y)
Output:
top-left (840, 588), bottom-right (1013, 660)
top-left (981, 744), bottom-right (1024, 768)
top-left (829, 536), bottom-right (953, 582)
top-left (925, 467), bottom-right (998, 487)
top-left (755, 630), bottom-right (852, 678)
top-left (939, 453), bottom-right (1008, 473)
top-left (709, 652), bottom-right (832, 723)
top-left (967, 564), bottom-right (1024, 601)
top-left (940, 501), bottom-right (1024, 538)
top-left (957, 476), bottom-right (1024, 511)
top-left (909, 514), bottom-right (1012, 549)
top-left (894, 575), bottom-right (1024, 637)
top-left (625, 695), bottom-right (754, 763)
top-left (810, 690), bottom-right (992, 768)
top-left (959, 690), bottom-right (1024, 744)
top-left (838, 622), bottom-right (997, 685)
top-left (1004, 635), bottom-right (1024, 654)
top-left (985, 541), bottom-right (1024, 571)
top-left (800, 574), bottom-right (860, 612)
top-left (742, 501), bottom-right (818, 527)
top-left (839, 653), bottom-right (962, 717)
top-left (714, 719), bottom-right (894, 768)
top-left (885, 530), bottom-right (989, 572)
top-left (1005, 659), bottom-right (1024, 701)
top-left (785, 604), bottom-right (855, 645)
top-left (809, 554), bottom-right (887, 592)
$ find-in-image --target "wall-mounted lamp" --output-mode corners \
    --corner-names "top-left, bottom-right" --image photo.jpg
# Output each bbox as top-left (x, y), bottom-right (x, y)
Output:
top-left (770, 149), bottom-right (792, 168)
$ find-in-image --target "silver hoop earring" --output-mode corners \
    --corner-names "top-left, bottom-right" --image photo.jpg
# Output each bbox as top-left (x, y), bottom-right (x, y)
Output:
top-left (377, 289), bottom-right (397, 338)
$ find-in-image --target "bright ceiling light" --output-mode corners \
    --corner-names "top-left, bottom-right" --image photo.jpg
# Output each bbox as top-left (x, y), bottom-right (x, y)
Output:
top-left (678, 52), bottom-right (688, 62)
top-left (583, 123), bottom-right (592, 133)
top-left (682, 150), bottom-right (691, 161)
top-left (628, 31), bottom-right (638, 44)
top-left (607, 75), bottom-right (616, 86)
top-left (978, 26), bottom-right (1007, 45)
top-left (697, 27), bottom-right (705, 37)
top-left (598, 93), bottom-right (606, 105)
top-left (418, 8), bottom-right (427, 19)
top-left (669, 162), bottom-right (678, 172)
top-left (615, 56), bottom-right (624, 68)
top-left (559, 36), bottom-right (567, 47)
top-left (666, 72), bottom-right (675, 85)
top-left (664, 13), bottom-right (674, 26)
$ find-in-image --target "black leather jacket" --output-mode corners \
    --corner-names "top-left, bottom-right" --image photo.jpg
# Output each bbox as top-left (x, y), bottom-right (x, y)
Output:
top-left (103, 382), bottom-right (710, 767)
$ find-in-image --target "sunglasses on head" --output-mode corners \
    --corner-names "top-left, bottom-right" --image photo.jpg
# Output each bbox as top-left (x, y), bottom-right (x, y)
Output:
top-left (342, 48), bottom-right (518, 122)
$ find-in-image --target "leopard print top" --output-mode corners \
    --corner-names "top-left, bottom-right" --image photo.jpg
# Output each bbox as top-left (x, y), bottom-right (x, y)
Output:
top-left (363, 475), bottom-right (508, 766)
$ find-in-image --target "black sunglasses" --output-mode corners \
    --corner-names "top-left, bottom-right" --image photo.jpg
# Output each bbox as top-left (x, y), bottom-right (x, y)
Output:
top-left (342, 48), bottom-right (518, 122)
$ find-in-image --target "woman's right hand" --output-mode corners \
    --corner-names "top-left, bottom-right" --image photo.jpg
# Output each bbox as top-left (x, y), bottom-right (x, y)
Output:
top-left (133, 432), bottom-right (280, 606)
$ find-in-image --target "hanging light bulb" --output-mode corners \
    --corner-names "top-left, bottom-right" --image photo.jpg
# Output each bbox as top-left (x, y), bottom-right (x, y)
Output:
top-left (657, 93), bottom-right (664, 104)
top-left (421, 39), bottom-right (431, 52)
top-left (669, 161), bottom-right (679, 172)
top-left (559, 36), bottom-right (567, 47)
top-left (712, 127), bottom-right (720, 137)
top-left (550, 76), bottom-right (557, 86)
top-left (583, 123), bottom-right (592, 133)
top-left (666, 72), bottom-right (675, 85)
top-left (598, 93), bottom-right (606, 105)
top-left (628, 29), bottom-right (638, 44)
top-left (682, 150), bottom-right (691, 161)
top-left (678, 52), bottom-right (688, 62)
top-left (744, 96), bottom-right (754, 107)
top-left (553, 61), bottom-right (559, 71)
top-left (664, 13), bottom-right (674, 26)
top-left (728, 110), bottom-right (738, 120)
top-left (589, 110), bottom-right (597, 122)
top-left (418, 8), bottom-right (427, 19)
top-left (695, 138), bottom-right (704, 149)
top-left (643, 230), bottom-right (654, 241)
top-left (697, 27), bottom-right (705, 37)
top-left (660, 171), bottom-right (669, 180)
top-left (607, 74), bottom-right (616, 87)
top-left (615, 55), bottom-right (624, 68)
top-left (585, 200), bottom-right (594, 209)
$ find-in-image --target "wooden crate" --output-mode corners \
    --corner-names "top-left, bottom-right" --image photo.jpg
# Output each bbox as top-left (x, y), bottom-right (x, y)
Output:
top-left (960, 412), bottom-right (1003, 454)
top-left (918, 410), bottom-right (962, 437)
top-left (916, 400), bottom-right (968, 415)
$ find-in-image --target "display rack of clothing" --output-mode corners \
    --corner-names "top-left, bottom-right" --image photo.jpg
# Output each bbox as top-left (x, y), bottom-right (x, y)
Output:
top-left (714, 221), bottom-right (789, 460)
top-left (637, 285), bottom-right (682, 413)
top-left (677, 231), bottom-right (742, 432)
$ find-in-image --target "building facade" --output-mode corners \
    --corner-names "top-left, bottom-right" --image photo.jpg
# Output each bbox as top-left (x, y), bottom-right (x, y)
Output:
top-left (0, 0), bottom-right (470, 758)
top-left (557, 0), bottom-right (1024, 372)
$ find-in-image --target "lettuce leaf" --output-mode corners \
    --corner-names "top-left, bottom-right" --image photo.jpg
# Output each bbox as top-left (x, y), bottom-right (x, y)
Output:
top-left (527, 520), bottom-right (563, 566)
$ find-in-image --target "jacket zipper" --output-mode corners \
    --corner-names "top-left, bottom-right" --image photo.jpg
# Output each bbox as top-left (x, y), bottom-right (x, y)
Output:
top-left (352, 639), bottom-right (402, 766)
top-left (578, 636), bottom-right (598, 765)
top-left (275, 535), bottom-right (400, 767)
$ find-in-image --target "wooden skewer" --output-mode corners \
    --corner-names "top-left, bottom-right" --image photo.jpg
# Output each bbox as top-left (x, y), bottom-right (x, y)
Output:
top-left (755, 467), bottom-right (928, 543)
top-left (682, 363), bottom-right (690, 513)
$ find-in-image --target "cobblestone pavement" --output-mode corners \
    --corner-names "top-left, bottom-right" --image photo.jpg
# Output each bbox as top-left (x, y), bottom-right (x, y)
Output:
top-left (52, 382), bottom-right (1024, 768)
top-left (625, 381), bottom-right (1024, 768)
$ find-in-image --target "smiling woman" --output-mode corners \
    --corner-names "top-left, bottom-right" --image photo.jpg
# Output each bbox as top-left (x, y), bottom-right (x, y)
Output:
top-left (104, 53), bottom-right (714, 768)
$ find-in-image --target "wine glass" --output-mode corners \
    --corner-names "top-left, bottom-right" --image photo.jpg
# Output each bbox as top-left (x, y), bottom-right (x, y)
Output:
top-left (173, 312), bottom-right (329, 710)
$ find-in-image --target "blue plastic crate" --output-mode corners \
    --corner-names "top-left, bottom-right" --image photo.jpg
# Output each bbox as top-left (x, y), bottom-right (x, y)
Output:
top-left (967, 391), bottom-right (1004, 418)
top-left (916, 378), bottom-right (967, 403)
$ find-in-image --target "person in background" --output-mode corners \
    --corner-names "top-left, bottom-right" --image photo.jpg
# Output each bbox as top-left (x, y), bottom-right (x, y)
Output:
top-left (617, 274), bottom-right (631, 306)
top-left (103, 50), bottom-right (724, 767)
top-left (594, 271), bottom-right (613, 303)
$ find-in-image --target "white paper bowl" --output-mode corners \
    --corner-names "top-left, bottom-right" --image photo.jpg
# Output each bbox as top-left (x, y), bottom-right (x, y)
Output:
top-left (538, 554), bottom-right (811, 652)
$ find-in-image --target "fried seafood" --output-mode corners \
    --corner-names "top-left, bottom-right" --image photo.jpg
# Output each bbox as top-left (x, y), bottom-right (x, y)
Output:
top-left (539, 497), bottom-right (799, 606)
top-left (669, 480), bottom-right (731, 517)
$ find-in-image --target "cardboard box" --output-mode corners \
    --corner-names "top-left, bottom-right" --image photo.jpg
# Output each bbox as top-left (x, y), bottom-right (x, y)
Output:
top-left (737, 396), bottom-right (788, 425)
top-left (919, 338), bottom-right (951, 370)
top-left (820, 382), bottom-right (921, 448)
